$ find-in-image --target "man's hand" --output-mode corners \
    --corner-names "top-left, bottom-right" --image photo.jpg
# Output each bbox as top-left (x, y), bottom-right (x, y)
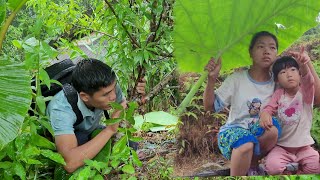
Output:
top-left (105, 122), bottom-right (119, 135)
top-left (120, 99), bottom-right (128, 109)
top-left (107, 100), bottom-right (127, 134)
top-left (205, 57), bottom-right (222, 82)
top-left (259, 111), bottom-right (273, 130)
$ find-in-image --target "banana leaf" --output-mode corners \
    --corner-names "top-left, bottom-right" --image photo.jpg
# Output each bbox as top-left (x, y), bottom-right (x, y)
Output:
top-left (0, 61), bottom-right (32, 149)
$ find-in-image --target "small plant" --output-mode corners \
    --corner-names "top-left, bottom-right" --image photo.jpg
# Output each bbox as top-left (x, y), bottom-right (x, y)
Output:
top-left (0, 115), bottom-right (65, 179)
top-left (311, 60), bottom-right (320, 75)
top-left (144, 156), bottom-right (173, 180)
top-left (69, 102), bottom-right (143, 179)
top-left (311, 108), bottom-right (320, 150)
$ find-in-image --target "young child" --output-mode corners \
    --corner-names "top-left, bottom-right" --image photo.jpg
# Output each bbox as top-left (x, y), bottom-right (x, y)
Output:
top-left (260, 53), bottom-right (320, 174)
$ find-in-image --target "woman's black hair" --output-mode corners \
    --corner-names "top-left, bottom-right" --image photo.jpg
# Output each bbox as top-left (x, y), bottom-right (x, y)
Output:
top-left (72, 58), bottom-right (116, 95)
top-left (272, 56), bottom-right (299, 81)
top-left (249, 31), bottom-right (279, 51)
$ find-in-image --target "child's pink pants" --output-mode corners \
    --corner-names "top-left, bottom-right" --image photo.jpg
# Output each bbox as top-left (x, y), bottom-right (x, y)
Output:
top-left (265, 145), bottom-right (320, 175)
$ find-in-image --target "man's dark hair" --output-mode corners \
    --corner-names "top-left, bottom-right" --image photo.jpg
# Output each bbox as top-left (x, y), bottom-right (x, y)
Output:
top-left (272, 56), bottom-right (299, 81)
top-left (249, 31), bottom-right (279, 51)
top-left (72, 58), bottom-right (116, 95)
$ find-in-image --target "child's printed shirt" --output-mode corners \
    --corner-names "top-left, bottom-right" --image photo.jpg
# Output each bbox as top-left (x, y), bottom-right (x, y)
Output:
top-left (263, 71), bottom-right (315, 147)
top-left (214, 70), bottom-right (275, 131)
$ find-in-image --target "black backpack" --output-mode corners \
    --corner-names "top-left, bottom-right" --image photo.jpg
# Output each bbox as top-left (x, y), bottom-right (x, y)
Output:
top-left (31, 59), bottom-right (109, 127)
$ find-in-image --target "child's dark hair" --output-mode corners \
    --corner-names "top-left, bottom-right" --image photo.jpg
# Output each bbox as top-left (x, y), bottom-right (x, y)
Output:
top-left (72, 58), bottom-right (116, 95)
top-left (272, 56), bottom-right (299, 81)
top-left (249, 31), bottom-right (278, 51)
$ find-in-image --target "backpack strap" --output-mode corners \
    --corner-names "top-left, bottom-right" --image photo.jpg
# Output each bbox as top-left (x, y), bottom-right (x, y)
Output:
top-left (62, 83), bottom-right (111, 127)
top-left (104, 110), bottom-right (110, 119)
top-left (62, 83), bottom-right (84, 126)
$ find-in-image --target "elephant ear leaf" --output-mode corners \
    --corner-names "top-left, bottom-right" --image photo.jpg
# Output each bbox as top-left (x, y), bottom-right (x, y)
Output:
top-left (0, 61), bottom-right (32, 149)
top-left (174, 0), bottom-right (320, 72)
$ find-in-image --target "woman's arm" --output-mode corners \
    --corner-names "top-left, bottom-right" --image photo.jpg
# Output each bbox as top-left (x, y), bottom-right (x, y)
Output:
top-left (203, 57), bottom-right (221, 112)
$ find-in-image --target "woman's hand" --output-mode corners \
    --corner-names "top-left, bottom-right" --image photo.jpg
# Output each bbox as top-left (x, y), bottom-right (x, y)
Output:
top-left (205, 57), bottom-right (222, 81)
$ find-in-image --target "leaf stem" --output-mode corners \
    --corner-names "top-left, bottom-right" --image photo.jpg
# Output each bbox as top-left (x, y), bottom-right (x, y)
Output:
top-left (177, 71), bottom-right (208, 115)
top-left (176, 52), bottom-right (222, 115)
top-left (0, 0), bottom-right (28, 53)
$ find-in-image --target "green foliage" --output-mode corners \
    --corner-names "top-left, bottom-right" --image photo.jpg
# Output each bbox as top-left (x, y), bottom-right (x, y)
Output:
top-left (296, 32), bottom-right (320, 45)
top-left (144, 156), bottom-right (173, 180)
top-left (134, 111), bottom-right (178, 131)
top-left (69, 103), bottom-right (178, 178)
top-left (304, 25), bottom-right (320, 36)
top-left (0, 116), bottom-right (65, 179)
top-left (99, 0), bottom-right (175, 102)
top-left (2, 0), bottom-right (176, 109)
top-left (0, 60), bottom-right (32, 149)
top-left (0, 0), bottom-right (28, 52)
top-left (7, 0), bottom-right (24, 10)
top-left (312, 108), bottom-right (320, 149)
top-left (21, 0), bottom-right (175, 111)
top-left (311, 60), bottom-right (320, 75)
top-left (1, 0), bottom-right (176, 178)
top-left (174, 0), bottom-right (320, 72)
top-left (70, 102), bottom-right (143, 179)
top-left (0, 0), bottom-right (5, 26)
top-left (0, 0), bottom-right (64, 150)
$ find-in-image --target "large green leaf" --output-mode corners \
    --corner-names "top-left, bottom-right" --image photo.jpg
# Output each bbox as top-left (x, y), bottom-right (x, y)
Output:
top-left (7, 0), bottom-right (22, 10)
top-left (0, 0), bottom-right (28, 52)
top-left (0, 61), bottom-right (32, 149)
top-left (133, 111), bottom-right (178, 131)
top-left (0, 0), bottom-right (5, 26)
top-left (174, 0), bottom-right (320, 72)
